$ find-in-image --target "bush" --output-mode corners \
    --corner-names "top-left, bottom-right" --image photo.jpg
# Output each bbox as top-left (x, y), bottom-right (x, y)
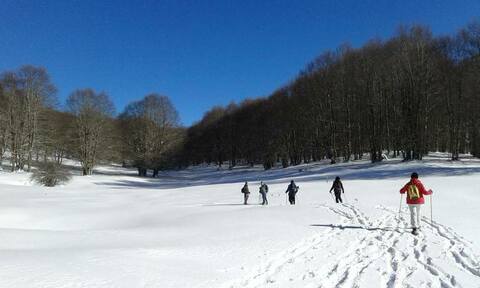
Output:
top-left (31, 162), bottom-right (71, 187)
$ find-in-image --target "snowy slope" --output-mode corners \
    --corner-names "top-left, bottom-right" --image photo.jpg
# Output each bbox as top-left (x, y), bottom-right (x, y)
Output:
top-left (0, 153), bottom-right (479, 288)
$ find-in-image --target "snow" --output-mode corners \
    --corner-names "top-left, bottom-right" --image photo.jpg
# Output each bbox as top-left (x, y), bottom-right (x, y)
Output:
top-left (0, 153), bottom-right (479, 287)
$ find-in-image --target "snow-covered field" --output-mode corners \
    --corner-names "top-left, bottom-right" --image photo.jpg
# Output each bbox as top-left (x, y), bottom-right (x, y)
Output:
top-left (1, 153), bottom-right (479, 288)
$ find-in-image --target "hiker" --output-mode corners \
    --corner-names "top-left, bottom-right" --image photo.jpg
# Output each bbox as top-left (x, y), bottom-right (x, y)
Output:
top-left (259, 181), bottom-right (269, 205)
top-left (241, 182), bottom-right (250, 205)
top-left (399, 172), bottom-right (433, 235)
top-left (329, 176), bottom-right (344, 203)
top-left (285, 180), bottom-right (299, 205)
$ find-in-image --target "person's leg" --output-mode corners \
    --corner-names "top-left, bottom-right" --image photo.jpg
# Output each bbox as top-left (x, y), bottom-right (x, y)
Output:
top-left (416, 205), bottom-right (422, 229)
top-left (409, 205), bottom-right (416, 228)
top-left (338, 193), bottom-right (343, 203)
top-left (245, 194), bottom-right (249, 205)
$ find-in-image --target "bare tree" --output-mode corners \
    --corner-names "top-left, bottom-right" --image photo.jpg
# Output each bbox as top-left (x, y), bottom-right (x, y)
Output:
top-left (120, 94), bottom-right (180, 176)
top-left (67, 89), bottom-right (115, 175)
top-left (17, 65), bottom-right (57, 170)
top-left (0, 83), bottom-right (7, 167)
top-left (0, 66), bottom-right (56, 171)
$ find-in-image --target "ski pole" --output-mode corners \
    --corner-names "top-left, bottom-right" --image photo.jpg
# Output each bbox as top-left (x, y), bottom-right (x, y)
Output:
top-left (399, 194), bottom-right (403, 218)
top-left (430, 194), bottom-right (433, 224)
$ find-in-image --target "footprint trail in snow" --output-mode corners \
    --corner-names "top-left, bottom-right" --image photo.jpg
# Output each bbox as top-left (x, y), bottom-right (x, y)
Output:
top-left (226, 203), bottom-right (480, 288)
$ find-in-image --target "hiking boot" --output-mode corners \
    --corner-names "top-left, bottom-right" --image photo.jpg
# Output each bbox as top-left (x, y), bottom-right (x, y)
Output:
top-left (412, 228), bottom-right (419, 236)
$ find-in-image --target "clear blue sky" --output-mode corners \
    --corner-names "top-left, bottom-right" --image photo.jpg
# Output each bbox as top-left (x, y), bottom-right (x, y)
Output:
top-left (1, 0), bottom-right (479, 125)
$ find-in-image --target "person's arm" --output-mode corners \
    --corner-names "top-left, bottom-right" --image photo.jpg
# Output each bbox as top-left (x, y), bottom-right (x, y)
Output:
top-left (340, 182), bottom-right (344, 193)
top-left (399, 183), bottom-right (408, 194)
top-left (329, 183), bottom-right (334, 193)
top-left (417, 181), bottom-right (432, 195)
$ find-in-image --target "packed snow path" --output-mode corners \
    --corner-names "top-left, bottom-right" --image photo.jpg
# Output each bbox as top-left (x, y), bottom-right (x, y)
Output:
top-left (226, 203), bottom-right (480, 288)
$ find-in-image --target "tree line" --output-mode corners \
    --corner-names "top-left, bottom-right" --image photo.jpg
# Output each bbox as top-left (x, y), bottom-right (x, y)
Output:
top-left (1, 22), bottom-right (479, 178)
top-left (0, 66), bottom-right (182, 177)
top-left (180, 22), bottom-right (480, 169)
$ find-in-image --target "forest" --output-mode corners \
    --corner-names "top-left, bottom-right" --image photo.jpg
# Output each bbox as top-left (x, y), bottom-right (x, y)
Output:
top-left (0, 22), bottom-right (479, 179)
top-left (181, 22), bottom-right (480, 169)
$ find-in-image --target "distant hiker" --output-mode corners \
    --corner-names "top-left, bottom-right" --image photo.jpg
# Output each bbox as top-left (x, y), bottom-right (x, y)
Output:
top-left (259, 181), bottom-right (269, 205)
top-left (400, 172), bottom-right (433, 235)
top-left (241, 182), bottom-right (250, 205)
top-left (329, 176), bottom-right (344, 203)
top-left (285, 180), bottom-right (299, 205)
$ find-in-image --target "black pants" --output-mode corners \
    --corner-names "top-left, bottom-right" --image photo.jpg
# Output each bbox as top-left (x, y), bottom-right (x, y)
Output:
top-left (244, 193), bottom-right (249, 205)
top-left (261, 193), bottom-right (268, 205)
top-left (289, 193), bottom-right (296, 205)
top-left (335, 191), bottom-right (343, 203)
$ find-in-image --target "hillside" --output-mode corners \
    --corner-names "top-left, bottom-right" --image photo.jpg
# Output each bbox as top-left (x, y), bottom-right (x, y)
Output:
top-left (0, 153), bottom-right (479, 287)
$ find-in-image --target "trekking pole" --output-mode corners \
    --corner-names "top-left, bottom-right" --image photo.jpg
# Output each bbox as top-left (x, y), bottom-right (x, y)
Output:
top-left (430, 194), bottom-right (433, 224)
top-left (398, 194), bottom-right (403, 218)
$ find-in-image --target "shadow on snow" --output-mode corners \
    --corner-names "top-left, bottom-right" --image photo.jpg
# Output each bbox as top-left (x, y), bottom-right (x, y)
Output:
top-left (93, 156), bottom-right (480, 190)
top-left (310, 224), bottom-right (408, 232)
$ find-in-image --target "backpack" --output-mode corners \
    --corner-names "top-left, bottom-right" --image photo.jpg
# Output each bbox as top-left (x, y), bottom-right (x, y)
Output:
top-left (290, 184), bottom-right (298, 194)
top-left (407, 183), bottom-right (420, 200)
top-left (333, 181), bottom-right (342, 193)
top-left (259, 185), bottom-right (264, 194)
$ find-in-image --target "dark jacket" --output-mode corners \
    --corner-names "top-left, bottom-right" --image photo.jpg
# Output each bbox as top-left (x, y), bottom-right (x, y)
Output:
top-left (241, 185), bottom-right (250, 194)
top-left (330, 180), bottom-right (344, 194)
top-left (259, 184), bottom-right (268, 195)
top-left (286, 183), bottom-right (299, 195)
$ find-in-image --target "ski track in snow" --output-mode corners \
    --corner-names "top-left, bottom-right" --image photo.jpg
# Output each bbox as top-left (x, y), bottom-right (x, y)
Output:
top-left (225, 203), bottom-right (480, 288)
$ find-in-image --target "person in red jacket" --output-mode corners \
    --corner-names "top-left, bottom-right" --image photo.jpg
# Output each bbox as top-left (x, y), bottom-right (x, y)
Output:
top-left (400, 172), bottom-right (433, 235)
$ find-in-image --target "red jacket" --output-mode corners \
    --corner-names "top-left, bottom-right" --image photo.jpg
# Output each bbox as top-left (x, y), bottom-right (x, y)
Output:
top-left (400, 178), bottom-right (432, 205)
